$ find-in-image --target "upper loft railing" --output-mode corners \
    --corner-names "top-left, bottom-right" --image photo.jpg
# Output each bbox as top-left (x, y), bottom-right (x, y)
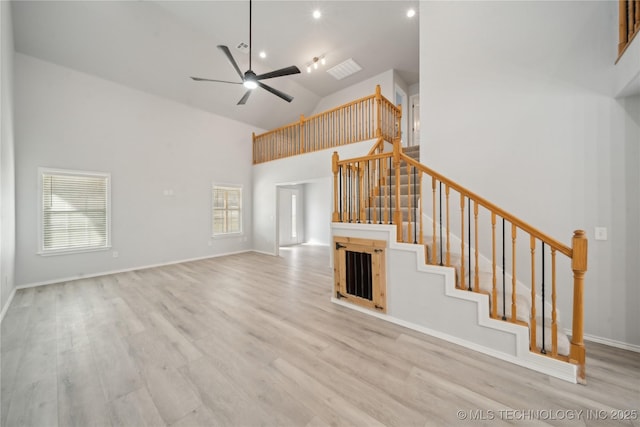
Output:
top-left (253, 85), bottom-right (401, 164)
top-left (618, 0), bottom-right (640, 59)
top-left (331, 141), bottom-right (588, 383)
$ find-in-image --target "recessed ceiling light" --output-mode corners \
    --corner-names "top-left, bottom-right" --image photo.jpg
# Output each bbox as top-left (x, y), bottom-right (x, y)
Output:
top-left (313, 10), bottom-right (321, 19)
top-left (259, 51), bottom-right (266, 59)
top-left (407, 9), bottom-right (416, 18)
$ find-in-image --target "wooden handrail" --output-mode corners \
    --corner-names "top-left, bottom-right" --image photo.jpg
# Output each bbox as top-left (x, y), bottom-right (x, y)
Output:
top-left (337, 151), bottom-right (392, 166)
top-left (253, 85), bottom-right (401, 164)
top-left (618, 0), bottom-right (640, 60)
top-left (399, 153), bottom-right (572, 257)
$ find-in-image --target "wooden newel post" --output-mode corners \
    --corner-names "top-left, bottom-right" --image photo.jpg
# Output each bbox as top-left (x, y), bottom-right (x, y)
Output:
top-left (396, 103), bottom-right (402, 142)
top-left (332, 152), bottom-right (340, 222)
top-left (570, 229), bottom-right (588, 384)
top-left (393, 141), bottom-right (402, 241)
top-left (375, 85), bottom-right (382, 138)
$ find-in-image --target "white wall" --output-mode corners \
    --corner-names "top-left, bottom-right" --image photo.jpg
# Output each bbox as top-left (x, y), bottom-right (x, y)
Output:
top-left (420, 1), bottom-right (640, 347)
top-left (1, 0), bottom-right (16, 316)
top-left (303, 178), bottom-right (331, 245)
top-left (309, 69), bottom-right (395, 116)
top-left (620, 96), bottom-right (640, 345)
top-left (253, 140), bottom-right (375, 255)
top-left (15, 54), bottom-right (257, 287)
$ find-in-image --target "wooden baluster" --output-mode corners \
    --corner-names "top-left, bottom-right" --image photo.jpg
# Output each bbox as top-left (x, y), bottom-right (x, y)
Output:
top-left (345, 164), bottom-right (349, 222)
top-left (353, 103), bottom-right (357, 142)
top-left (570, 230), bottom-right (588, 383)
top-left (530, 235), bottom-right (537, 352)
top-left (375, 85), bottom-right (382, 138)
top-left (511, 224), bottom-right (517, 323)
top-left (370, 98), bottom-right (374, 139)
top-left (636, 0), bottom-right (640, 32)
top-left (446, 185), bottom-right (450, 266)
top-left (407, 163), bottom-right (413, 243)
top-left (338, 165), bottom-right (347, 222)
top-left (359, 162), bottom-right (365, 223)
top-left (356, 102), bottom-right (360, 141)
top-left (491, 213), bottom-right (497, 318)
top-left (551, 248), bottom-right (558, 357)
top-left (372, 159), bottom-right (378, 224)
top-left (473, 201), bottom-right (479, 292)
top-left (350, 165), bottom-right (355, 222)
top-left (460, 195), bottom-right (466, 289)
top-left (431, 177), bottom-right (437, 264)
top-left (332, 152), bottom-right (339, 222)
top-left (383, 158), bottom-right (389, 224)
top-left (419, 170), bottom-right (424, 245)
top-left (299, 115), bottom-right (305, 154)
top-left (252, 132), bottom-right (256, 164)
top-left (393, 142), bottom-right (402, 241)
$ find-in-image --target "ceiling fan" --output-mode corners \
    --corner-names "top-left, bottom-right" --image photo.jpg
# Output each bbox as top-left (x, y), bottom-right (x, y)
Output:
top-left (190, 0), bottom-right (301, 105)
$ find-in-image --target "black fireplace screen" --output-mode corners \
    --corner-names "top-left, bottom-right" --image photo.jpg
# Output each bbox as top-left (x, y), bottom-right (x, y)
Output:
top-left (345, 250), bottom-right (373, 301)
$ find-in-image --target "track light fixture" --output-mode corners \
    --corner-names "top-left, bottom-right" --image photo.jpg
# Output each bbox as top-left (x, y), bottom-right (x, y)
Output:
top-left (305, 55), bottom-right (327, 74)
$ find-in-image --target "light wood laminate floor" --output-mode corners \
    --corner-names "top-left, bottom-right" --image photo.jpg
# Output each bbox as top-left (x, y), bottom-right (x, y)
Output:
top-left (1, 245), bottom-right (639, 426)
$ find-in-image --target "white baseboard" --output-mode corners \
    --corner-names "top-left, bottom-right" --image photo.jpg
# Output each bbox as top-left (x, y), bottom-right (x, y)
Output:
top-left (584, 333), bottom-right (640, 353)
top-left (563, 328), bottom-right (640, 353)
top-left (16, 250), bottom-right (252, 290)
top-left (251, 250), bottom-right (277, 256)
top-left (0, 287), bottom-right (17, 324)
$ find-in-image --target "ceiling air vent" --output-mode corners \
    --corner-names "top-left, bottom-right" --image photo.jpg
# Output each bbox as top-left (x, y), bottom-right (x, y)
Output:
top-left (327, 58), bottom-right (362, 80)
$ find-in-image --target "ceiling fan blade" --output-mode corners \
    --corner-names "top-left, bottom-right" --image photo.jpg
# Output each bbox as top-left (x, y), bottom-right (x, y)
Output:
top-left (190, 77), bottom-right (242, 84)
top-left (217, 45), bottom-right (244, 80)
top-left (258, 82), bottom-right (293, 103)
top-left (255, 65), bottom-right (301, 81)
top-left (237, 90), bottom-right (252, 105)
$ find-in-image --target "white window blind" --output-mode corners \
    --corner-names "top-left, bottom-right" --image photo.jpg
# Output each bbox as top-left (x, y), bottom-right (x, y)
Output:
top-left (212, 185), bottom-right (242, 235)
top-left (40, 169), bottom-right (110, 254)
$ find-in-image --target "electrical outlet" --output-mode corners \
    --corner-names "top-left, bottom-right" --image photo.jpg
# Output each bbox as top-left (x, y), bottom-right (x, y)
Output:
top-left (594, 227), bottom-right (607, 241)
top-left (112, 251), bottom-right (119, 258)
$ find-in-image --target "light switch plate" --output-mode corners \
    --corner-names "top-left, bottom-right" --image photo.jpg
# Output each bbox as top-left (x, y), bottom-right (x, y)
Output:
top-left (594, 227), bottom-right (607, 241)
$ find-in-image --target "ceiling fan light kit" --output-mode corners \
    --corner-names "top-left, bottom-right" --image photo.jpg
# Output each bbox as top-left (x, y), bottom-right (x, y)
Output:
top-left (190, 0), bottom-right (300, 105)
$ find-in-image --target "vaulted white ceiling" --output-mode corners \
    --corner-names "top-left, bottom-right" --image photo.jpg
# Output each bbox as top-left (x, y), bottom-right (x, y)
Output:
top-left (11, 0), bottom-right (419, 130)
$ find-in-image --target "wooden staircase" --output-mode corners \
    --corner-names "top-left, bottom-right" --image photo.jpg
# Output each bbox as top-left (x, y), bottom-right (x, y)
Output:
top-left (375, 144), bottom-right (573, 357)
top-left (332, 140), bottom-right (587, 382)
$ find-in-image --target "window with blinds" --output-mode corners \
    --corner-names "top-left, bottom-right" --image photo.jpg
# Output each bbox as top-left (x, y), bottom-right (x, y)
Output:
top-left (40, 168), bottom-right (110, 254)
top-left (212, 185), bottom-right (242, 236)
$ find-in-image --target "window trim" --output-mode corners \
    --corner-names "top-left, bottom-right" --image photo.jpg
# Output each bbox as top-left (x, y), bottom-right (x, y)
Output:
top-left (38, 167), bottom-right (112, 256)
top-left (212, 183), bottom-right (243, 238)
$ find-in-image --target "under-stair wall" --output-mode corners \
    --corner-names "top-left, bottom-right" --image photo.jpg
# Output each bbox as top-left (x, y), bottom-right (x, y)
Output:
top-left (331, 222), bottom-right (579, 383)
